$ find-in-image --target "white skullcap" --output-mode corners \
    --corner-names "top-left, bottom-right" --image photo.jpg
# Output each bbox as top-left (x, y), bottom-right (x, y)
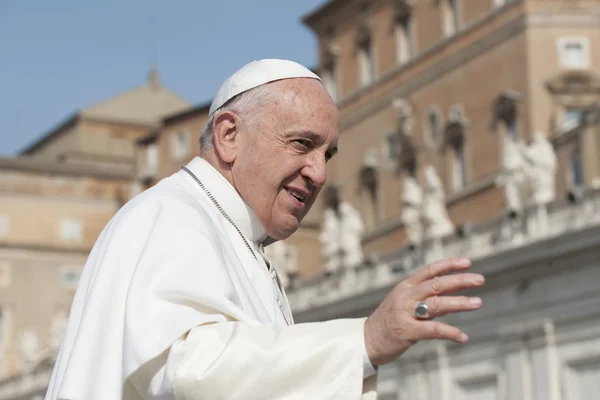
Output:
top-left (209, 59), bottom-right (321, 116)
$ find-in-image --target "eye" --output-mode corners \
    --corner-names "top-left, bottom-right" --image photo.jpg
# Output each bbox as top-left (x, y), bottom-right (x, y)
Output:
top-left (294, 139), bottom-right (312, 149)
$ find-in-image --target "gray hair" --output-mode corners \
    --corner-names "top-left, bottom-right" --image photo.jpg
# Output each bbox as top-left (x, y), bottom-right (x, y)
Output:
top-left (199, 84), bottom-right (276, 154)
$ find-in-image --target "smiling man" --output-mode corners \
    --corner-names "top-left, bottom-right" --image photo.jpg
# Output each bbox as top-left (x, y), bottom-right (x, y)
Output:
top-left (45, 59), bottom-right (484, 400)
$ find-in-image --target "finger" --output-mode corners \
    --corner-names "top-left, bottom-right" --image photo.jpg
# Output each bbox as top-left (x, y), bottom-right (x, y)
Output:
top-left (404, 257), bottom-right (472, 286)
top-left (420, 295), bottom-right (482, 318)
top-left (418, 320), bottom-right (469, 344)
top-left (411, 273), bottom-right (485, 300)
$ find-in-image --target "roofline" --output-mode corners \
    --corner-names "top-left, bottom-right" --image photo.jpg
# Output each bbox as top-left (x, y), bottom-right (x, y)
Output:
top-left (163, 100), bottom-right (211, 125)
top-left (301, 0), bottom-right (344, 30)
top-left (19, 112), bottom-right (159, 156)
top-left (0, 156), bottom-right (135, 180)
top-left (19, 113), bottom-right (80, 155)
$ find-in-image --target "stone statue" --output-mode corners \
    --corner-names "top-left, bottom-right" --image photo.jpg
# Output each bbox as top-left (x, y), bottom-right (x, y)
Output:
top-left (50, 310), bottom-right (68, 360)
top-left (521, 132), bottom-right (558, 205)
top-left (19, 330), bottom-right (42, 373)
top-left (448, 103), bottom-right (469, 126)
top-left (422, 165), bottom-right (454, 239)
top-left (392, 97), bottom-right (414, 134)
top-left (264, 240), bottom-right (298, 290)
top-left (401, 176), bottom-right (423, 244)
top-left (320, 186), bottom-right (364, 273)
top-left (495, 138), bottom-right (527, 213)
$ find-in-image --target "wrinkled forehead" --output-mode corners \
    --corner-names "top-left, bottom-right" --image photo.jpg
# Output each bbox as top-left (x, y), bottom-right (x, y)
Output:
top-left (269, 79), bottom-right (339, 123)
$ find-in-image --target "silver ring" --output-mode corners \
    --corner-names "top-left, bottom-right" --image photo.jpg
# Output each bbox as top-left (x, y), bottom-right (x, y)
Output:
top-left (414, 301), bottom-right (431, 320)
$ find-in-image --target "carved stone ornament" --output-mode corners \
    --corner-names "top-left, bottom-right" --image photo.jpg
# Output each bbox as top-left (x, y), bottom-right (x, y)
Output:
top-left (422, 165), bottom-right (454, 239)
top-left (320, 186), bottom-right (364, 272)
top-left (356, 21), bottom-right (371, 47)
top-left (401, 176), bottom-right (423, 244)
top-left (394, 0), bottom-right (414, 23)
top-left (495, 138), bottom-right (527, 213)
top-left (264, 240), bottom-right (298, 290)
top-left (521, 132), bottom-right (558, 205)
top-left (545, 70), bottom-right (600, 95)
top-left (359, 150), bottom-right (379, 201)
top-left (492, 91), bottom-right (521, 128)
top-left (392, 97), bottom-right (414, 134)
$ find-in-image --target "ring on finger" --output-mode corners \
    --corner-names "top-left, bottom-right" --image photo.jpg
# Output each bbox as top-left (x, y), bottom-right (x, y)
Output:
top-left (414, 301), bottom-right (432, 320)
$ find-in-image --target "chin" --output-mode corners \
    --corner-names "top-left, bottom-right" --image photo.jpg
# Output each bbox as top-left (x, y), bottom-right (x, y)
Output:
top-left (268, 218), bottom-right (301, 240)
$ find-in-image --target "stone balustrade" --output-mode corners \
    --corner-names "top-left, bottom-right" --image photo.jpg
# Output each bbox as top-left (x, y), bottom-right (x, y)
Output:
top-left (288, 187), bottom-right (600, 313)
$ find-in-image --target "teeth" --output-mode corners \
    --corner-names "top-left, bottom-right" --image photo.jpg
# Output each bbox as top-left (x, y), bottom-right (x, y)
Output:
top-left (289, 190), bottom-right (305, 202)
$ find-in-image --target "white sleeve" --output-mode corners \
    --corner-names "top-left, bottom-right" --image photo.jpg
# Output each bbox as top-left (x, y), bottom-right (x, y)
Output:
top-left (148, 318), bottom-right (378, 400)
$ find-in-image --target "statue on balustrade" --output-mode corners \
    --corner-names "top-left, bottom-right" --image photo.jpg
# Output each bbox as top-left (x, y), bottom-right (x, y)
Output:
top-left (264, 240), bottom-right (298, 290)
top-left (392, 97), bottom-right (414, 134)
top-left (521, 132), bottom-right (558, 205)
top-left (320, 186), bottom-right (365, 273)
top-left (19, 330), bottom-right (43, 373)
top-left (401, 176), bottom-right (423, 244)
top-left (495, 137), bottom-right (527, 213)
top-left (50, 310), bottom-right (69, 361)
top-left (422, 165), bottom-right (454, 239)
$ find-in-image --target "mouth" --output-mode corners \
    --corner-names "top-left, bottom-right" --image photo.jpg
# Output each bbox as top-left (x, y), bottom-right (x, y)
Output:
top-left (284, 187), bottom-right (310, 205)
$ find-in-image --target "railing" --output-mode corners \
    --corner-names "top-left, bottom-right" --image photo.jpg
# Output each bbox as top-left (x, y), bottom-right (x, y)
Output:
top-left (0, 366), bottom-right (52, 399)
top-left (287, 187), bottom-right (600, 312)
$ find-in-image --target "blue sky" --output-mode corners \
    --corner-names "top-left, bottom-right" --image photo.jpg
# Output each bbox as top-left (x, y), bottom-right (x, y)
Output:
top-left (0, 0), bottom-right (325, 155)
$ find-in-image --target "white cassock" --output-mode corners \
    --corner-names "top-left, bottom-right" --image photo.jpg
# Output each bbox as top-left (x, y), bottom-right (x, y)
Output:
top-left (45, 157), bottom-right (377, 400)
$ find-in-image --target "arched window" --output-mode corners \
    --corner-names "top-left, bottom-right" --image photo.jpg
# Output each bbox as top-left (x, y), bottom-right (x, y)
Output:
top-left (394, 1), bottom-right (414, 65)
top-left (356, 3), bottom-right (374, 87)
top-left (320, 28), bottom-right (338, 102)
top-left (425, 106), bottom-right (443, 149)
top-left (451, 141), bottom-right (467, 190)
top-left (442, 0), bottom-right (460, 37)
top-left (444, 103), bottom-right (469, 191)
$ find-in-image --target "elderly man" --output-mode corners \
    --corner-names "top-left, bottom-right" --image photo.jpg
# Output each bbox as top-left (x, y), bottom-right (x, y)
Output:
top-left (45, 59), bottom-right (484, 400)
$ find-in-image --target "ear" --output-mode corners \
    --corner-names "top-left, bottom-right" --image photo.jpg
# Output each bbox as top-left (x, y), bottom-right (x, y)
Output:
top-left (212, 110), bottom-right (239, 163)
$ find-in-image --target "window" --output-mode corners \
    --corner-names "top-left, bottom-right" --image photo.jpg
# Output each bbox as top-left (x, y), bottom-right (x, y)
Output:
top-left (443, 0), bottom-right (459, 37)
top-left (59, 266), bottom-right (81, 289)
top-left (452, 143), bottom-right (467, 190)
top-left (170, 131), bottom-right (191, 160)
top-left (358, 43), bottom-right (374, 87)
top-left (395, 16), bottom-right (414, 65)
top-left (570, 150), bottom-right (584, 187)
top-left (425, 107), bottom-right (443, 149)
top-left (60, 219), bottom-right (83, 241)
top-left (146, 144), bottom-right (158, 170)
top-left (563, 109), bottom-right (584, 132)
top-left (384, 131), bottom-right (398, 166)
top-left (322, 66), bottom-right (338, 102)
top-left (558, 37), bottom-right (590, 69)
top-left (0, 215), bottom-right (7, 237)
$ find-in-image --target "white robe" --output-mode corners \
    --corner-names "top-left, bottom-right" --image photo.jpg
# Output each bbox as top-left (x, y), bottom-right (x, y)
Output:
top-left (45, 157), bottom-right (377, 400)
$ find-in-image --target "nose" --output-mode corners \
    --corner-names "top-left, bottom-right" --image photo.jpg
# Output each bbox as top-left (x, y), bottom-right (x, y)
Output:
top-left (302, 153), bottom-right (327, 188)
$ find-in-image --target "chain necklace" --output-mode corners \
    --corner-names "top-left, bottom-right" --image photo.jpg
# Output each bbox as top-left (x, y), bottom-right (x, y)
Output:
top-left (181, 166), bottom-right (258, 261)
top-left (181, 165), bottom-right (292, 325)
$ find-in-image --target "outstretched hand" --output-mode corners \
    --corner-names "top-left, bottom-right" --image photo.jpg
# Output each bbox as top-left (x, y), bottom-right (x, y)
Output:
top-left (364, 257), bottom-right (484, 366)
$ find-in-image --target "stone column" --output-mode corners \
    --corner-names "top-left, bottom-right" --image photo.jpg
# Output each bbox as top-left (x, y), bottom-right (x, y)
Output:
top-left (428, 343), bottom-right (452, 400)
top-left (500, 319), bottom-right (561, 400)
top-left (581, 122), bottom-right (599, 186)
top-left (499, 328), bottom-right (534, 400)
top-left (529, 320), bottom-right (561, 400)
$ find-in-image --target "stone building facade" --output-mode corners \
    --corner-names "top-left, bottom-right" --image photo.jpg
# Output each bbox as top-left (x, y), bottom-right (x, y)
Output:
top-left (1, 0), bottom-right (600, 398)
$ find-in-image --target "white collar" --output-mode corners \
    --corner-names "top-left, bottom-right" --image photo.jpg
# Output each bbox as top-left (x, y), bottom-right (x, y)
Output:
top-left (183, 157), bottom-right (269, 245)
